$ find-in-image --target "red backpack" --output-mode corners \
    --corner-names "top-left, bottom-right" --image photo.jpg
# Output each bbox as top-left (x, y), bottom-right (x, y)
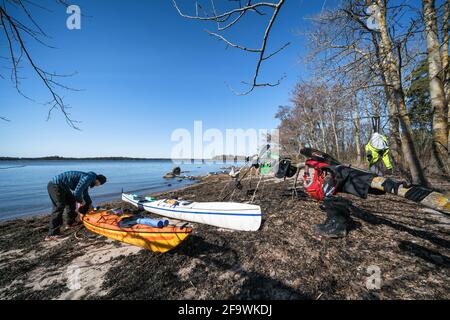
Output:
top-left (303, 159), bottom-right (336, 201)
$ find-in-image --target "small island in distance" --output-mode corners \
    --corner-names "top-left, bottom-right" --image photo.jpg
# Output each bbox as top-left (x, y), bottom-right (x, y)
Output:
top-left (211, 155), bottom-right (248, 161)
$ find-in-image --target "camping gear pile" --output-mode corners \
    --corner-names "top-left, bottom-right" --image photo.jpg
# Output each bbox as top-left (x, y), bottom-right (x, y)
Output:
top-left (79, 145), bottom-right (449, 250)
top-left (297, 148), bottom-right (449, 237)
top-left (218, 146), bottom-right (449, 238)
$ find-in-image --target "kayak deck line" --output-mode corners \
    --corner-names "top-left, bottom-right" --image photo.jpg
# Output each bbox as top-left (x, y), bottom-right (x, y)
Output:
top-left (84, 223), bottom-right (180, 241)
top-left (79, 210), bottom-right (192, 253)
top-left (123, 194), bottom-right (261, 212)
top-left (122, 194), bottom-right (262, 217)
top-left (81, 217), bottom-right (190, 235)
top-left (122, 192), bottom-right (261, 231)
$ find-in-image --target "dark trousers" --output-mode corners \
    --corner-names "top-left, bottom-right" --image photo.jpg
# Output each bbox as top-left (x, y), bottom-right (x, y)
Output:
top-left (369, 161), bottom-right (385, 176)
top-left (47, 182), bottom-right (77, 235)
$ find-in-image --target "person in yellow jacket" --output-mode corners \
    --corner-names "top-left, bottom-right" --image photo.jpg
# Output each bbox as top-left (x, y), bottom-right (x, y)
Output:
top-left (365, 132), bottom-right (393, 176)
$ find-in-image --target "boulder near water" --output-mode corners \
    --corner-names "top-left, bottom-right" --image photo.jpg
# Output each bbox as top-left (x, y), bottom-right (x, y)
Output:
top-left (163, 166), bottom-right (181, 179)
top-left (172, 167), bottom-right (181, 176)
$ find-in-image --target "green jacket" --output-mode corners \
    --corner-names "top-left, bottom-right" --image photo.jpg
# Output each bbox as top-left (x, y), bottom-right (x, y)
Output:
top-left (260, 151), bottom-right (280, 176)
top-left (365, 136), bottom-right (393, 169)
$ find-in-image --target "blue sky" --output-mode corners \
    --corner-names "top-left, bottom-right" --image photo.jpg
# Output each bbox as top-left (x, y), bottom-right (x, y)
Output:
top-left (0, 0), bottom-right (339, 158)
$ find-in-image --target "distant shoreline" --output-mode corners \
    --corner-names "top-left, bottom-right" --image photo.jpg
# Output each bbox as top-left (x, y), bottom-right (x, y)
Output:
top-left (0, 157), bottom-right (225, 161)
top-left (0, 156), bottom-right (246, 161)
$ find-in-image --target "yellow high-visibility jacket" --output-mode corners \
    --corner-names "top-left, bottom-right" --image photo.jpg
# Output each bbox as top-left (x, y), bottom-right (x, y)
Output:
top-left (365, 136), bottom-right (393, 170)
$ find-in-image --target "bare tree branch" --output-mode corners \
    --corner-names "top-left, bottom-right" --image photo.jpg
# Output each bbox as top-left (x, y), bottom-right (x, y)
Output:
top-left (0, 1), bottom-right (80, 129)
top-left (205, 30), bottom-right (260, 52)
top-left (173, 0), bottom-right (277, 21)
top-left (173, 0), bottom-right (290, 95)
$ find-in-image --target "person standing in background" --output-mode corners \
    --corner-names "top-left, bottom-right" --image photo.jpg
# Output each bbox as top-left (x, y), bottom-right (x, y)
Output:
top-left (365, 132), bottom-right (393, 176)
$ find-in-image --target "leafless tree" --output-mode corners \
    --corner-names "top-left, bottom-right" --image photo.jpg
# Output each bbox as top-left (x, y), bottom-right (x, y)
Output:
top-left (305, 0), bottom-right (431, 184)
top-left (173, 0), bottom-right (290, 95)
top-left (422, 0), bottom-right (449, 173)
top-left (276, 80), bottom-right (359, 162)
top-left (442, 0), bottom-right (449, 100)
top-left (0, 0), bottom-right (79, 129)
top-left (441, 0), bottom-right (450, 166)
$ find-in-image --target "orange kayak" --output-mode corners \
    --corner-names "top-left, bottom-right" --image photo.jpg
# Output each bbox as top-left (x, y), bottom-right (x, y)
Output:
top-left (80, 209), bottom-right (192, 253)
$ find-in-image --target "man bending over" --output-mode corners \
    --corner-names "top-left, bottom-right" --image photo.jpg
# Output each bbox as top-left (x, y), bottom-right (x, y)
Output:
top-left (46, 171), bottom-right (107, 241)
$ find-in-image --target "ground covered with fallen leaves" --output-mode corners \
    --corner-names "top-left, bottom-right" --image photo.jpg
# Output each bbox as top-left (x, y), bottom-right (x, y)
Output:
top-left (0, 174), bottom-right (449, 299)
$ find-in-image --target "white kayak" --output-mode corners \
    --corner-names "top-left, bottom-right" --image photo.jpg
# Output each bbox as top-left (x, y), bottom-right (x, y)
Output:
top-left (121, 193), bottom-right (261, 231)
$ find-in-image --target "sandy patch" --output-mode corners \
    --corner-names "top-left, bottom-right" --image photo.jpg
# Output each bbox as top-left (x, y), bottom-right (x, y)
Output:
top-left (15, 239), bottom-right (143, 300)
top-left (57, 241), bottom-right (142, 299)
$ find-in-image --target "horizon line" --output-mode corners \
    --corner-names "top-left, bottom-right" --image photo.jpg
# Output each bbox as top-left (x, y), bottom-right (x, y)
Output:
top-left (0, 155), bottom-right (249, 160)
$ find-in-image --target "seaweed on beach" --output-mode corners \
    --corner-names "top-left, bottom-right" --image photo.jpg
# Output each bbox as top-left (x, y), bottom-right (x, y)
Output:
top-left (1, 174), bottom-right (449, 299)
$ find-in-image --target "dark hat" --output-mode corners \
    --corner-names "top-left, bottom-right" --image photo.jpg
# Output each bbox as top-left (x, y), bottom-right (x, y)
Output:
top-left (96, 174), bottom-right (107, 185)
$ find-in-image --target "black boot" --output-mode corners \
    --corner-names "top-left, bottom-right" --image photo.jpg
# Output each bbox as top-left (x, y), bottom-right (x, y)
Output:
top-left (315, 197), bottom-right (351, 238)
top-left (315, 211), bottom-right (333, 230)
top-left (314, 213), bottom-right (348, 238)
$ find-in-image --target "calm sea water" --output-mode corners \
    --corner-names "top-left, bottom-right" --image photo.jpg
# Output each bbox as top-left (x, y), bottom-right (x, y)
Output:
top-left (0, 160), bottom-right (237, 221)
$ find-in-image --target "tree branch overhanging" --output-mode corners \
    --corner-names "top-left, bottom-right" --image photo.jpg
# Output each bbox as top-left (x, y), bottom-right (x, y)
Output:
top-left (173, 0), bottom-right (290, 95)
top-left (0, 0), bottom-right (79, 129)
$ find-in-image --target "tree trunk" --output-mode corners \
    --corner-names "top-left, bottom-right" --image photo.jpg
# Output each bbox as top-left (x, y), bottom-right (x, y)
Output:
top-left (371, 177), bottom-right (450, 214)
top-left (443, 0), bottom-right (449, 99)
top-left (331, 111), bottom-right (341, 160)
top-left (423, 0), bottom-right (449, 174)
top-left (317, 112), bottom-right (328, 153)
top-left (442, 0), bottom-right (449, 164)
top-left (376, 0), bottom-right (428, 185)
top-left (381, 82), bottom-right (405, 170)
top-left (340, 124), bottom-right (346, 158)
top-left (354, 119), bottom-right (362, 164)
top-left (353, 94), bottom-right (363, 164)
top-left (387, 100), bottom-right (405, 170)
top-left (370, 33), bottom-right (405, 171)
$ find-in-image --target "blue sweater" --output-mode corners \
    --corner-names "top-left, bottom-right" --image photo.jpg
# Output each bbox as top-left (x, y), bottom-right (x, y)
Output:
top-left (52, 171), bottom-right (97, 203)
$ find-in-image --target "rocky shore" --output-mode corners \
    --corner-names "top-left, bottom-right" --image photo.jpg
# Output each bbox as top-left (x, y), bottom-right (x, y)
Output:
top-left (0, 173), bottom-right (449, 300)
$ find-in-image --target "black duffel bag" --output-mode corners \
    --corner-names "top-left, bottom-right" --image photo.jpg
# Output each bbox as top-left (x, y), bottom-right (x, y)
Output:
top-left (276, 159), bottom-right (298, 179)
